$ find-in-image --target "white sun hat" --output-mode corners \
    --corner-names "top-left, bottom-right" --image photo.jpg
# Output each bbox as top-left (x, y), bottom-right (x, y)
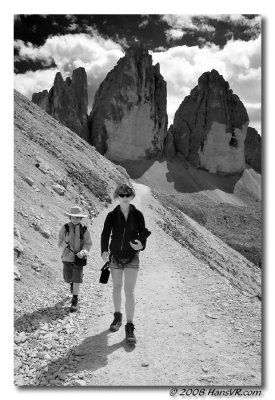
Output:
top-left (65, 206), bottom-right (88, 218)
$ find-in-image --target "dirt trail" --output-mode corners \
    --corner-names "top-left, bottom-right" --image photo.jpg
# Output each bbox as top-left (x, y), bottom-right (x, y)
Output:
top-left (58, 181), bottom-right (261, 386)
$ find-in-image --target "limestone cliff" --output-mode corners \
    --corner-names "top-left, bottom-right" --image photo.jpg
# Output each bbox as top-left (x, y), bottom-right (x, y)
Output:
top-left (32, 67), bottom-right (89, 140)
top-left (165, 70), bottom-right (249, 175)
top-left (89, 44), bottom-right (168, 160)
top-left (245, 127), bottom-right (261, 173)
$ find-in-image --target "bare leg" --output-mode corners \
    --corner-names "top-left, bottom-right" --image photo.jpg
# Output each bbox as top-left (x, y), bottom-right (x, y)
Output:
top-left (111, 268), bottom-right (124, 312)
top-left (73, 283), bottom-right (80, 295)
top-left (124, 268), bottom-right (139, 322)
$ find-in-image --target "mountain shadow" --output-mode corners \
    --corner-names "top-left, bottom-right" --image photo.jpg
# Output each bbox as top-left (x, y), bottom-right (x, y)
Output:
top-left (116, 155), bottom-right (243, 194)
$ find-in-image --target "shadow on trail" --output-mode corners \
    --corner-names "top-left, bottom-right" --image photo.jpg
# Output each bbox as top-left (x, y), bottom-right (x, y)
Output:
top-left (14, 298), bottom-right (70, 334)
top-left (37, 329), bottom-right (131, 384)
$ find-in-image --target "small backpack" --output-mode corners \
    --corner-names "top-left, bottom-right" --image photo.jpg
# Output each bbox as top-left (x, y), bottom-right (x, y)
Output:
top-left (64, 223), bottom-right (87, 248)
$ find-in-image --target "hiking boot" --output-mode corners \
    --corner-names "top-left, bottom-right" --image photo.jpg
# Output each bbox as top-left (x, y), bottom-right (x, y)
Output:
top-left (70, 295), bottom-right (78, 312)
top-left (110, 312), bottom-right (122, 332)
top-left (70, 282), bottom-right (73, 294)
top-left (125, 322), bottom-right (136, 344)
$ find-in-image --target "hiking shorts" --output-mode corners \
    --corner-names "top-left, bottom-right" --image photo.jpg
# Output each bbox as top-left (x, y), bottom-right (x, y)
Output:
top-left (63, 262), bottom-right (84, 283)
top-left (109, 253), bottom-right (140, 270)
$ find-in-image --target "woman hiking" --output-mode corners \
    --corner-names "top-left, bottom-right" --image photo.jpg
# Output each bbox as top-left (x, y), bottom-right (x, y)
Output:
top-left (101, 183), bottom-right (150, 344)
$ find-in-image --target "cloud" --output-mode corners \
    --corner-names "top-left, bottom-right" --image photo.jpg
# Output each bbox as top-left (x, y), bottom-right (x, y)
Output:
top-left (14, 68), bottom-right (59, 100)
top-left (162, 14), bottom-right (216, 42)
top-left (139, 16), bottom-right (149, 28)
top-left (14, 33), bottom-right (124, 111)
top-left (162, 14), bottom-right (260, 44)
top-left (151, 35), bottom-right (261, 132)
top-left (162, 15), bottom-right (197, 30)
top-left (14, 15), bottom-right (21, 23)
top-left (246, 103), bottom-right (261, 132)
top-left (211, 14), bottom-right (261, 37)
top-left (166, 29), bottom-right (186, 41)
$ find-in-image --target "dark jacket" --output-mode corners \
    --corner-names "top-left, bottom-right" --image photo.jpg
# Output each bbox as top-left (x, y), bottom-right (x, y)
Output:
top-left (101, 204), bottom-right (147, 260)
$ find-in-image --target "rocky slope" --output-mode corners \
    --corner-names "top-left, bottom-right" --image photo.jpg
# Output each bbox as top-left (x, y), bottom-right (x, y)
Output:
top-left (14, 88), bottom-right (129, 300)
top-left (32, 67), bottom-right (89, 140)
top-left (14, 90), bottom-right (261, 386)
top-left (165, 69), bottom-right (249, 175)
top-left (88, 43), bottom-right (168, 160)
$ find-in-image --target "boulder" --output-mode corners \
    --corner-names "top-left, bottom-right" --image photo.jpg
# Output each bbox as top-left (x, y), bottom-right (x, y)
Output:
top-left (32, 67), bottom-right (89, 140)
top-left (14, 264), bottom-right (21, 280)
top-left (89, 43), bottom-right (168, 161)
top-left (245, 127), bottom-right (261, 173)
top-left (14, 225), bottom-right (21, 240)
top-left (23, 176), bottom-right (34, 186)
top-left (166, 69), bottom-right (249, 175)
top-left (52, 184), bottom-right (66, 196)
top-left (14, 239), bottom-right (24, 258)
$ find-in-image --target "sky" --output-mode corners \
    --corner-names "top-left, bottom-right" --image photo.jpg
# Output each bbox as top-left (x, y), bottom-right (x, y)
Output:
top-left (14, 14), bottom-right (261, 133)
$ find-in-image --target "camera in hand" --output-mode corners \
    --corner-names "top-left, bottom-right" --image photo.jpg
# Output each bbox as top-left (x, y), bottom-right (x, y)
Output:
top-left (134, 228), bottom-right (151, 243)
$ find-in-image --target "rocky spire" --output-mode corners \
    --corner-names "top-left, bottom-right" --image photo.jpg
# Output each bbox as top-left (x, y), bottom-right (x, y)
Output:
top-left (88, 43), bottom-right (168, 160)
top-left (32, 67), bottom-right (89, 140)
top-left (164, 69), bottom-right (249, 175)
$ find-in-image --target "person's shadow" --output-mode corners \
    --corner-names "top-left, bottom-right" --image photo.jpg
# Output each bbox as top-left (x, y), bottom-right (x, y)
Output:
top-left (14, 298), bottom-right (71, 334)
top-left (37, 329), bottom-right (132, 384)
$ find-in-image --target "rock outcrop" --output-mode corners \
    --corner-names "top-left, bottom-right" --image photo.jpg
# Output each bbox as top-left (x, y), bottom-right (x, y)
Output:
top-left (245, 127), bottom-right (261, 173)
top-left (89, 44), bottom-right (168, 161)
top-left (32, 67), bottom-right (89, 140)
top-left (165, 69), bottom-right (249, 175)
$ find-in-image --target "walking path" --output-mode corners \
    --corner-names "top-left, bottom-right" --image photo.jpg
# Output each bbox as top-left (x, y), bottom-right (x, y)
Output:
top-left (15, 182), bottom-right (261, 386)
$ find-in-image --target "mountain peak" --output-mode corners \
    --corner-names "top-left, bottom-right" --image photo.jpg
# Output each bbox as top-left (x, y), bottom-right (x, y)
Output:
top-left (165, 70), bottom-right (249, 175)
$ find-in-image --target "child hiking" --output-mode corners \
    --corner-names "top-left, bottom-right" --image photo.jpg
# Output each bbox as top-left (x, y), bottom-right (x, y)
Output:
top-left (101, 183), bottom-right (150, 344)
top-left (58, 206), bottom-right (92, 312)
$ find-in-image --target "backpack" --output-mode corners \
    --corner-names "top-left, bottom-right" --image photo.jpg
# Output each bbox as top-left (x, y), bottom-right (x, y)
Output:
top-left (64, 223), bottom-right (87, 248)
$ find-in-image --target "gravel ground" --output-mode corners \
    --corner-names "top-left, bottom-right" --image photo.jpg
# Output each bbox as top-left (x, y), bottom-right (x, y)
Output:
top-left (14, 183), bottom-right (261, 387)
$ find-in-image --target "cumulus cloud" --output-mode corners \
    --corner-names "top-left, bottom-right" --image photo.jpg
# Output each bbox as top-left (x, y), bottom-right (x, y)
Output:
top-left (151, 35), bottom-right (261, 132)
top-left (246, 103), bottom-right (261, 132)
top-left (14, 68), bottom-right (59, 100)
top-left (162, 14), bottom-right (216, 42)
top-left (211, 14), bottom-right (261, 37)
top-left (162, 15), bottom-right (198, 31)
top-left (162, 14), bottom-right (260, 44)
top-left (139, 16), bottom-right (149, 28)
top-left (166, 29), bottom-right (186, 41)
top-left (14, 33), bottom-right (124, 111)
